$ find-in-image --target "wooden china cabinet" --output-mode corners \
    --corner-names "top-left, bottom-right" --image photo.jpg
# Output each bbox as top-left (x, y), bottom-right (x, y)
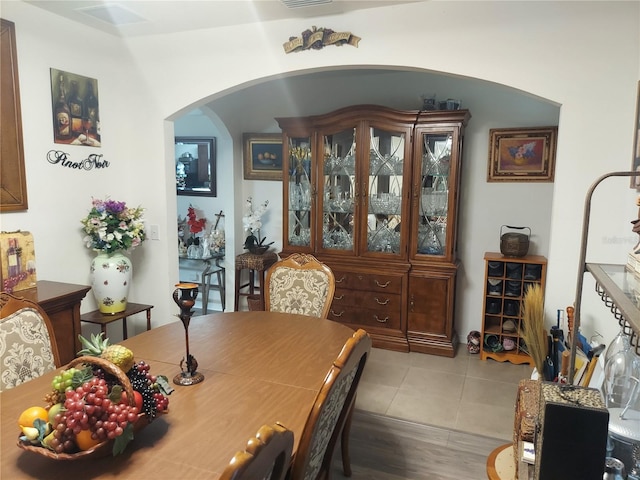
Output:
top-left (277, 105), bottom-right (470, 355)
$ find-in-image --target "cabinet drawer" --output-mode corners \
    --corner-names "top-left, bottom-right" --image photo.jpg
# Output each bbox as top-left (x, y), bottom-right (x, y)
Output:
top-left (328, 304), bottom-right (401, 330)
top-left (332, 288), bottom-right (402, 311)
top-left (333, 271), bottom-right (402, 294)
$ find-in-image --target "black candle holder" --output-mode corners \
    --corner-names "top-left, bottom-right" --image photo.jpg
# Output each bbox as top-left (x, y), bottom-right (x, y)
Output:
top-left (172, 282), bottom-right (204, 385)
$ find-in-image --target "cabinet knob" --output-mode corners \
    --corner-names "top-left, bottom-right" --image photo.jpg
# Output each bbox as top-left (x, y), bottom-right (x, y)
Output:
top-left (374, 315), bottom-right (389, 323)
top-left (334, 294), bottom-right (344, 300)
top-left (375, 297), bottom-right (389, 305)
top-left (330, 309), bottom-right (344, 318)
top-left (375, 280), bottom-right (391, 288)
top-left (336, 276), bottom-right (346, 283)
top-left (410, 295), bottom-right (415, 311)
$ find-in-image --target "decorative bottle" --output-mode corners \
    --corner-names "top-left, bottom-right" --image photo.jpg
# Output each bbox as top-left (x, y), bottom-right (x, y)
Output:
top-left (67, 80), bottom-right (84, 136)
top-left (6, 238), bottom-right (20, 277)
top-left (83, 80), bottom-right (99, 135)
top-left (54, 74), bottom-right (71, 140)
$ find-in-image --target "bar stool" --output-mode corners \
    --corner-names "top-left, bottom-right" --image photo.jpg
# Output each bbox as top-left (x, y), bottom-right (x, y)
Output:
top-left (234, 251), bottom-right (278, 311)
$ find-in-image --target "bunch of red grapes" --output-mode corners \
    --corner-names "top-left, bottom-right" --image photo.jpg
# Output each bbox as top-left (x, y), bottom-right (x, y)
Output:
top-left (48, 377), bottom-right (139, 454)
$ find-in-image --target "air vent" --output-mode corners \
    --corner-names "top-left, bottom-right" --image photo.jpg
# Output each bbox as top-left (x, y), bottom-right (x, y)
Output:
top-left (77, 3), bottom-right (147, 26)
top-left (280, 0), bottom-right (332, 9)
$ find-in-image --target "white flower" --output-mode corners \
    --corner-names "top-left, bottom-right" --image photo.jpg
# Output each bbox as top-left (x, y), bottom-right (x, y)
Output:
top-left (242, 197), bottom-right (269, 234)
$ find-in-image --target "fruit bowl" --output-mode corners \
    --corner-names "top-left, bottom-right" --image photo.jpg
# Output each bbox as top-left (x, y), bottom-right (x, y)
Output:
top-left (16, 355), bottom-right (168, 460)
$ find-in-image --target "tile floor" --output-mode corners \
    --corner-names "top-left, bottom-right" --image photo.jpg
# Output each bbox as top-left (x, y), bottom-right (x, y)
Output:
top-left (355, 344), bottom-right (533, 441)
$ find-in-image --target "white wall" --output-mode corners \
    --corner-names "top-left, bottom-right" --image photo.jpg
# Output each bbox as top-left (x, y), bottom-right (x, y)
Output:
top-left (1, 1), bottom-right (638, 349)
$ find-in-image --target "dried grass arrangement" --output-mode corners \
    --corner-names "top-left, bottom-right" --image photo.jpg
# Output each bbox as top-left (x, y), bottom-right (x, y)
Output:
top-left (520, 283), bottom-right (547, 376)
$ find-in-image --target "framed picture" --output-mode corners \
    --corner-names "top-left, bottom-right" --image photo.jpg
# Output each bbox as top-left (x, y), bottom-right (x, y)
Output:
top-left (487, 127), bottom-right (557, 182)
top-left (632, 81), bottom-right (640, 188)
top-left (243, 133), bottom-right (283, 181)
top-left (50, 68), bottom-right (101, 147)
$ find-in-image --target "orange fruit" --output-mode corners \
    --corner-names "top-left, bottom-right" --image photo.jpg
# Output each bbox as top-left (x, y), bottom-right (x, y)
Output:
top-left (18, 406), bottom-right (48, 428)
top-left (75, 429), bottom-right (101, 451)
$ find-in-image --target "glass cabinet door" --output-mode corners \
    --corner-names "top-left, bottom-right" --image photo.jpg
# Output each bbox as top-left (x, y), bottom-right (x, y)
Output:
top-left (415, 132), bottom-right (453, 257)
top-left (366, 126), bottom-right (406, 255)
top-left (320, 127), bottom-right (356, 253)
top-left (286, 136), bottom-right (312, 249)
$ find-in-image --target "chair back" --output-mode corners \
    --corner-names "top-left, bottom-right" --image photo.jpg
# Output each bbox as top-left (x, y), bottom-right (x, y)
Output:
top-left (264, 253), bottom-right (335, 318)
top-left (219, 422), bottom-right (294, 480)
top-left (0, 292), bottom-right (60, 392)
top-left (289, 328), bottom-right (371, 480)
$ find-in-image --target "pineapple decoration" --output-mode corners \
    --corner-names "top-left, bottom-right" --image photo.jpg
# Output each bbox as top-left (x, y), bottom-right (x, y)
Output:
top-left (78, 333), bottom-right (135, 373)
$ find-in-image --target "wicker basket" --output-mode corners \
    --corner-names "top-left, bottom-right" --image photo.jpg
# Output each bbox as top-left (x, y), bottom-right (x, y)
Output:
top-left (17, 356), bottom-right (155, 460)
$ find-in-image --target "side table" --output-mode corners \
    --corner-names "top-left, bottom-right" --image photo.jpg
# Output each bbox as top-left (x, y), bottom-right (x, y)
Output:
top-left (234, 251), bottom-right (278, 311)
top-left (179, 252), bottom-right (225, 314)
top-left (80, 303), bottom-right (153, 340)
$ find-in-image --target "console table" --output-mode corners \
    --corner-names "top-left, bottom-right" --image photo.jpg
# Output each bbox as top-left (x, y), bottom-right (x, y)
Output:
top-left (178, 252), bottom-right (225, 313)
top-left (80, 303), bottom-right (153, 340)
top-left (15, 280), bottom-right (91, 364)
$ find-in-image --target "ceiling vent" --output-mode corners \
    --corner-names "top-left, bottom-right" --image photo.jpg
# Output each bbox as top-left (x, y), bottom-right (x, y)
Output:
top-left (77, 3), bottom-right (147, 26)
top-left (280, 0), bottom-right (333, 9)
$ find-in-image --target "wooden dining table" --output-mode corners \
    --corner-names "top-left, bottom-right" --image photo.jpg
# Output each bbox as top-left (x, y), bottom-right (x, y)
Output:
top-left (1, 311), bottom-right (356, 479)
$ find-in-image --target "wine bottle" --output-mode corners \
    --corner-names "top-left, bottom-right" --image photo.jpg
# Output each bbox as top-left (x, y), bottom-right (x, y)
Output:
top-left (83, 80), bottom-right (99, 135)
top-left (7, 238), bottom-right (20, 277)
top-left (54, 74), bottom-right (71, 140)
top-left (67, 80), bottom-right (84, 136)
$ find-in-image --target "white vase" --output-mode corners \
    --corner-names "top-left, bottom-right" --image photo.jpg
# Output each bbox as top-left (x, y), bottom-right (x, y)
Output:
top-left (90, 251), bottom-right (132, 314)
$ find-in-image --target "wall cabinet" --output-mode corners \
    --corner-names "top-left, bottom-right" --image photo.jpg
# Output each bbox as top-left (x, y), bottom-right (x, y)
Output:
top-left (480, 252), bottom-right (547, 365)
top-left (277, 105), bottom-right (470, 355)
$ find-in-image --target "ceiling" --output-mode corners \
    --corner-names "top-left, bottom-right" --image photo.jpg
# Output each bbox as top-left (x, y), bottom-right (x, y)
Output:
top-left (24, 0), bottom-right (422, 37)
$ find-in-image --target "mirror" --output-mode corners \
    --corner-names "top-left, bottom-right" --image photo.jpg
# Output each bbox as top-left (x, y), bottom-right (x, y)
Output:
top-left (175, 137), bottom-right (216, 197)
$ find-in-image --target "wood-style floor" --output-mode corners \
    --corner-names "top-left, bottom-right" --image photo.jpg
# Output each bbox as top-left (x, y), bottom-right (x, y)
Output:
top-left (330, 410), bottom-right (505, 479)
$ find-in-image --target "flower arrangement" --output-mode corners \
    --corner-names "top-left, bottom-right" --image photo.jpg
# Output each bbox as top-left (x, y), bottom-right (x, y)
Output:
top-left (81, 198), bottom-right (145, 254)
top-left (242, 197), bottom-right (272, 250)
top-left (186, 205), bottom-right (207, 236)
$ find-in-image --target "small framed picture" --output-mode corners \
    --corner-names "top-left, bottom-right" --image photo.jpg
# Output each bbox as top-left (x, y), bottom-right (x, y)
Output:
top-left (243, 133), bottom-right (283, 181)
top-left (487, 127), bottom-right (557, 182)
top-left (631, 81), bottom-right (640, 188)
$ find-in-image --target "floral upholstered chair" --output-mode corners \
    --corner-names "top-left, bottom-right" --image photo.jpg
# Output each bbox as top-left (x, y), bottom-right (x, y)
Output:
top-left (220, 423), bottom-right (294, 480)
top-left (288, 329), bottom-right (371, 480)
top-left (263, 253), bottom-right (335, 319)
top-left (0, 292), bottom-right (60, 392)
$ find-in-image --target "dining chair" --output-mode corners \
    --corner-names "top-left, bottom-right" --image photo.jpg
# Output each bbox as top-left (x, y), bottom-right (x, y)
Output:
top-left (0, 292), bottom-right (61, 392)
top-left (219, 422), bottom-right (294, 480)
top-left (288, 328), bottom-right (371, 480)
top-left (260, 253), bottom-right (335, 319)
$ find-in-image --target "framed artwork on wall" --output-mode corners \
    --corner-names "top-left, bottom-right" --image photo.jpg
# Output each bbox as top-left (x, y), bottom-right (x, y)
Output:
top-left (50, 68), bottom-right (101, 147)
top-left (632, 81), bottom-right (640, 188)
top-left (243, 133), bottom-right (283, 181)
top-left (487, 127), bottom-right (557, 182)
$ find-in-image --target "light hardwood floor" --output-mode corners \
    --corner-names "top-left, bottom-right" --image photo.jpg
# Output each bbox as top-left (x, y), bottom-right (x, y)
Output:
top-left (329, 345), bottom-right (533, 478)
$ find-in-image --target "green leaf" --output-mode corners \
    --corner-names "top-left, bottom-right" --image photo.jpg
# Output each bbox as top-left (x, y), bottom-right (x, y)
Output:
top-left (71, 366), bottom-right (94, 389)
top-left (112, 423), bottom-right (134, 456)
top-left (156, 375), bottom-right (174, 396)
top-left (109, 384), bottom-right (124, 403)
top-left (33, 418), bottom-right (49, 443)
